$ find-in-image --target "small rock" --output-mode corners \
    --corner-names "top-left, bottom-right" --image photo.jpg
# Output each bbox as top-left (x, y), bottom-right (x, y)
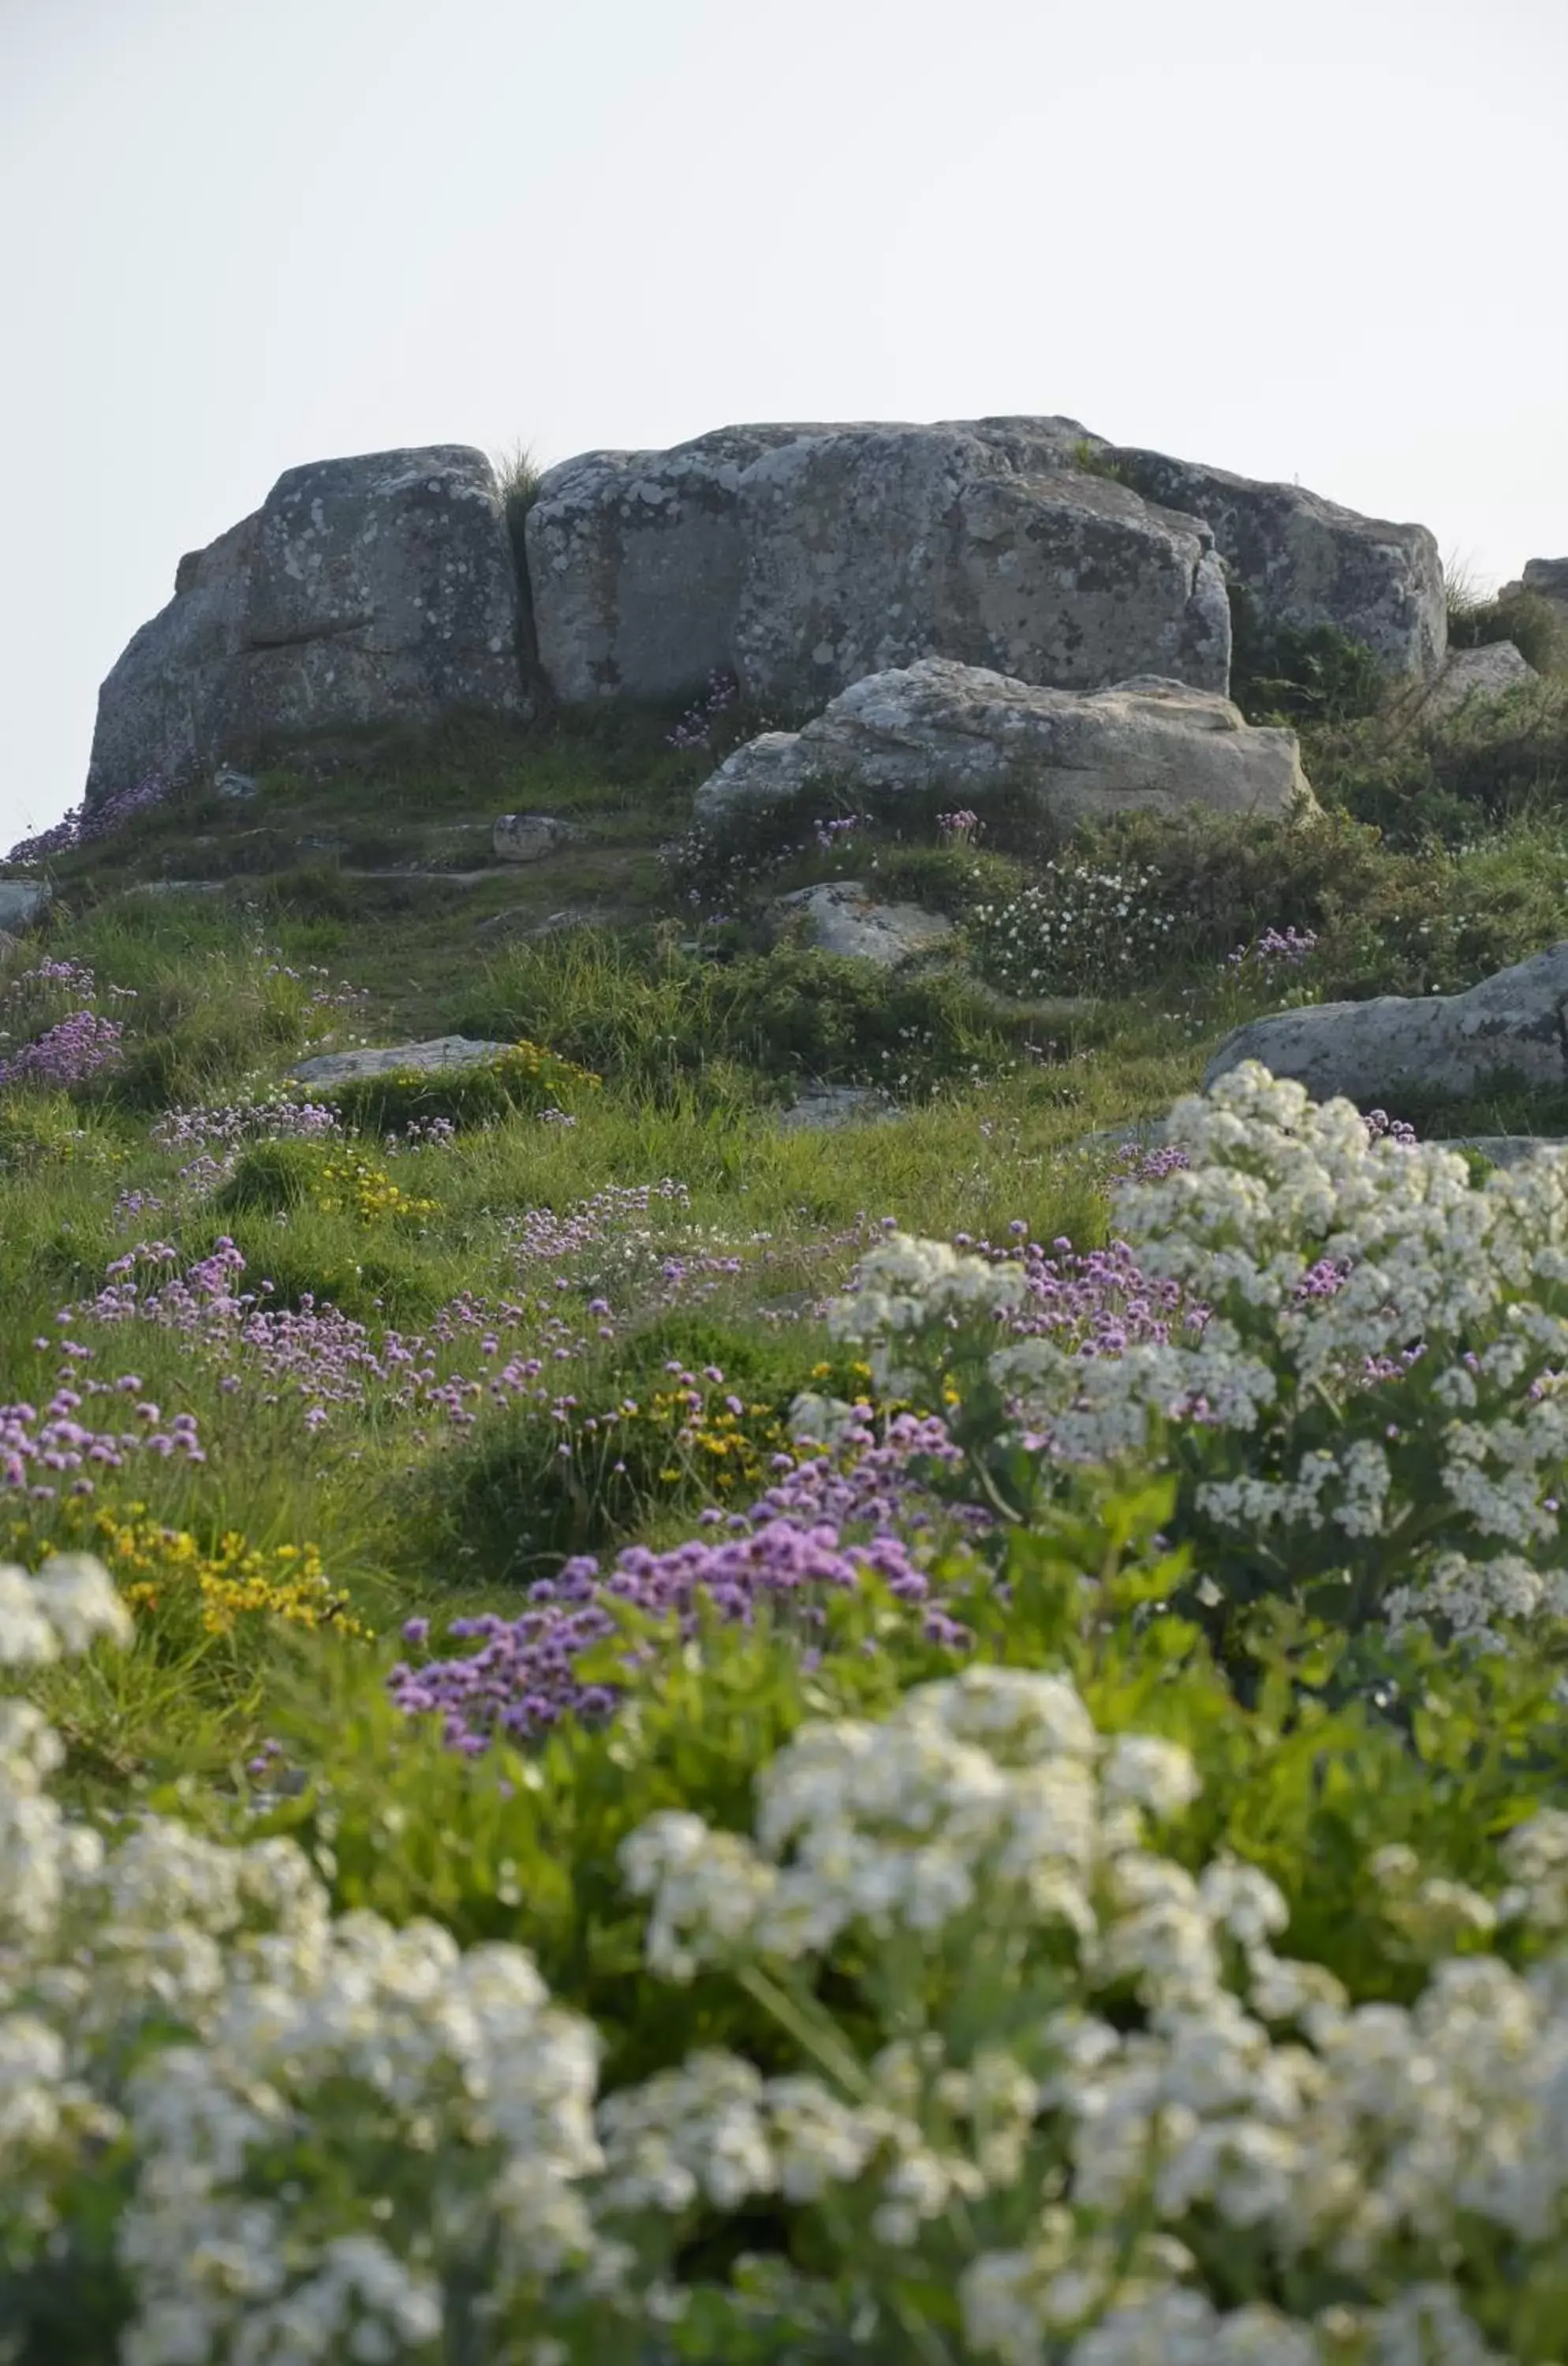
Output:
top-left (292, 1036), bottom-right (511, 1087)
top-left (0, 882), bottom-right (49, 930)
top-left (777, 1085), bottom-right (898, 1132)
top-left (1424, 642), bottom-right (1537, 718)
top-left (493, 813), bottom-right (578, 864)
top-left (772, 881), bottom-right (955, 968)
top-left (214, 767), bottom-right (259, 800)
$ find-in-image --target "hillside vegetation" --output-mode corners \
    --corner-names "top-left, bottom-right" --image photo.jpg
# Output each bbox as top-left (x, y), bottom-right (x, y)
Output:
top-left (7, 635), bottom-right (1568, 2361)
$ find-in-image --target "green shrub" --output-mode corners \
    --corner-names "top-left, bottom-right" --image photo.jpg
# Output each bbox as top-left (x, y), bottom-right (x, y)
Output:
top-left (313, 1039), bottom-right (599, 1135)
top-left (1310, 676), bottom-right (1568, 845)
top-left (1448, 582), bottom-right (1566, 675)
top-left (213, 1138), bottom-right (323, 1216)
top-left (407, 1316), bottom-right (867, 1582)
top-left (460, 933), bottom-right (1025, 1099)
top-left (1227, 585), bottom-right (1386, 727)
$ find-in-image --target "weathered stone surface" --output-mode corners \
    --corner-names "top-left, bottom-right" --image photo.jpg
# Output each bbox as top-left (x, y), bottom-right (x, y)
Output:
top-left (771, 880), bottom-right (955, 967)
top-left (492, 812), bottom-right (578, 863)
top-left (526, 417), bottom-right (1230, 709)
top-left (0, 882), bottom-right (50, 930)
top-left (214, 767), bottom-right (259, 800)
top-left (696, 660), bottom-right (1312, 830)
top-left (777, 1084), bottom-right (898, 1132)
top-left (1424, 641), bottom-right (1538, 718)
top-left (292, 1036), bottom-right (510, 1087)
top-left (1204, 943), bottom-right (1568, 1104)
top-left (1092, 440), bottom-right (1447, 677)
top-left (87, 448), bottom-right (527, 808)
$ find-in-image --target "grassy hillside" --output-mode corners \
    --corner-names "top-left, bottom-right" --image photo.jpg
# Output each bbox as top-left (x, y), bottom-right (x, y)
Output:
top-left (9, 645), bottom-right (1568, 2360)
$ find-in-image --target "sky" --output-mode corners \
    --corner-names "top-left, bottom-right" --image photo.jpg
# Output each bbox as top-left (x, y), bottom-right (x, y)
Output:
top-left (2, 0), bottom-right (1566, 849)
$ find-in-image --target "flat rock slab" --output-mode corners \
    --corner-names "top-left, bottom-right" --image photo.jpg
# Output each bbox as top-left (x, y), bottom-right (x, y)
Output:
top-left (777, 1084), bottom-right (898, 1132)
top-left (476, 903), bottom-right (603, 941)
top-left (1204, 942), bottom-right (1568, 1104)
top-left (1451, 1135), bottom-right (1568, 1168)
top-left (293, 1036), bottom-right (510, 1087)
top-left (0, 882), bottom-right (50, 928)
top-left (772, 880), bottom-right (955, 967)
top-left (697, 659), bottom-right (1312, 830)
top-left (492, 812), bottom-right (578, 863)
top-left (1424, 641), bottom-right (1538, 718)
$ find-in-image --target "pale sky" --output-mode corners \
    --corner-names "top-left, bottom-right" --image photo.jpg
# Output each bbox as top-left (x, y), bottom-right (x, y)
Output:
top-left (3, 0), bottom-right (1565, 848)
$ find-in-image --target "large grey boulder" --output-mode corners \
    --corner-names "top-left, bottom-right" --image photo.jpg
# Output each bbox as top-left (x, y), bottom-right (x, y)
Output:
top-left (1090, 439), bottom-right (1447, 677)
top-left (526, 418), bottom-right (1231, 709)
top-left (1424, 641), bottom-right (1538, 718)
top-left (87, 449), bottom-right (527, 808)
top-left (694, 659), bottom-right (1312, 830)
top-left (771, 881), bottom-right (955, 967)
top-left (1204, 943), bottom-right (1568, 1104)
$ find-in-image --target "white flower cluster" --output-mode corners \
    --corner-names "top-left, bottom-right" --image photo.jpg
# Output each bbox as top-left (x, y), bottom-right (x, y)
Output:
top-left (621, 1663), bottom-right (1568, 2366)
top-left (831, 1064), bottom-right (1568, 1641)
top-left (970, 862), bottom-right (1175, 998)
top-left (10, 1558), bottom-right (1568, 2360)
top-left (1, 1556), bottom-right (614, 2364)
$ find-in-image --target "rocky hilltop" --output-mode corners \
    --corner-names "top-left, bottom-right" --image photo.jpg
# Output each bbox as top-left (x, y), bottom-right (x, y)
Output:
top-left (86, 416), bottom-right (1447, 808)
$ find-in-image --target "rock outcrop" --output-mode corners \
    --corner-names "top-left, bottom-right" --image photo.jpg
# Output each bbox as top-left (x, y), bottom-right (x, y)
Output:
top-left (1424, 641), bottom-right (1538, 719)
top-left (86, 449), bottom-right (527, 808)
top-left (694, 659), bottom-right (1312, 830)
top-left (1204, 944), bottom-right (1568, 1105)
top-left (1090, 440), bottom-right (1447, 678)
top-left (525, 419), bottom-right (1232, 709)
top-left (84, 419), bottom-right (1454, 804)
top-left (771, 881), bottom-right (955, 967)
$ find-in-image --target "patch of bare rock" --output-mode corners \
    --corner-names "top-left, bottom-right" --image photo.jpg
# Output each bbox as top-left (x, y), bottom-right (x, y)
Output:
top-left (292, 1037), bottom-right (510, 1088)
top-left (1422, 641), bottom-right (1538, 719)
top-left (492, 813), bottom-right (579, 863)
top-left (771, 881), bottom-right (956, 968)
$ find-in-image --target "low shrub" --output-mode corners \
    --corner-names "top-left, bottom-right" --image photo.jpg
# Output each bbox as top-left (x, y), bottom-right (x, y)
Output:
top-left (461, 935), bottom-right (1025, 1098)
top-left (1309, 675), bottom-right (1568, 845)
top-left (314, 1039), bottom-right (600, 1134)
top-left (969, 856), bottom-right (1176, 995)
top-left (1227, 588), bottom-right (1387, 729)
top-left (1448, 581), bottom-right (1566, 675)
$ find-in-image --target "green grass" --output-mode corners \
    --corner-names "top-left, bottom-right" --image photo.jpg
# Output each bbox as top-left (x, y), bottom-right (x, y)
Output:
top-left (7, 670), bottom-right (1568, 1789)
